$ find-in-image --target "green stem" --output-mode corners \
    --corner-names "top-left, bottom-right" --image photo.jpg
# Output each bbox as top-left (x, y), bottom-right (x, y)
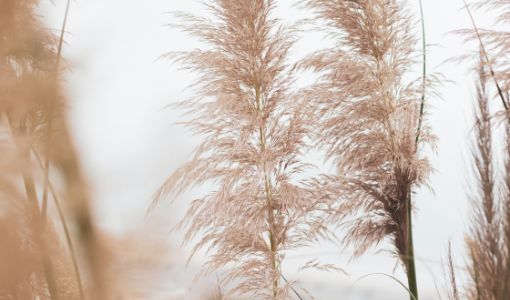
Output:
top-left (354, 273), bottom-right (418, 300)
top-left (415, 0), bottom-right (427, 147)
top-left (404, 1), bottom-right (427, 299)
top-left (462, 0), bottom-right (508, 110)
top-left (406, 192), bottom-right (418, 300)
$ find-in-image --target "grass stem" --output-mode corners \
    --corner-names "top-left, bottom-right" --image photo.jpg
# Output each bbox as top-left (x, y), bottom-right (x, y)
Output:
top-left (405, 1), bottom-right (427, 298)
top-left (462, 0), bottom-right (509, 111)
top-left (42, 0), bottom-right (71, 218)
top-left (255, 80), bottom-right (279, 299)
top-left (5, 116), bottom-right (60, 300)
top-left (34, 149), bottom-right (85, 300)
top-left (406, 193), bottom-right (418, 300)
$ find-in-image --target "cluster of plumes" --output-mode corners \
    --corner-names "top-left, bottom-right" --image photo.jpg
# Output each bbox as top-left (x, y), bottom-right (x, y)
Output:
top-left (153, 0), bottom-right (337, 298)
top-left (0, 1), bottom-right (104, 299)
top-left (461, 57), bottom-right (510, 299)
top-left (298, 0), bottom-right (435, 271)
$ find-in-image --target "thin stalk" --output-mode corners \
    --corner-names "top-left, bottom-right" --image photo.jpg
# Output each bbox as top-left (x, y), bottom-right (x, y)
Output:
top-left (42, 0), bottom-right (71, 218)
top-left (38, 2), bottom-right (85, 299)
top-left (33, 149), bottom-right (85, 300)
top-left (254, 80), bottom-right (279, 299)
top-left (403, 2), bottom-right (427, 299)
top-left (58, 136), bottom-right (106, 300)
top-left (462, 0), bottom-right (509, 110)
top-left (415, 0), bottom-right (427, 146)
top-left (354, 273), bottom-right (418, 300)
top-left (281, 274), bottom-right (304, 300)
top-left (447, 242), bottom-right (460, 300)
top-left (406, 191), bottom-right (418, 300)
top-left (5, 116), bottom-right (60, 300)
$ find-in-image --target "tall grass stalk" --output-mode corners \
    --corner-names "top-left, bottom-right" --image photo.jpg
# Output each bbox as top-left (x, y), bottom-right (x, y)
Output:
top-left (1, 1), bottom-right (103, 298)
top-left (41, 0), bottom-right (71, 218)
top-left (464, 55), bottom-right (502, 300)
top-left (38, 2), bottom-right (85, 299)
top-left (34, 149), bottom-right (85, 300)
top-left (152, 0), bottom-right (338, 298)
top-left (459, 2), bottom-right (510, 297)
top-left (6, 117), bottom-right (60, 300)
top-left (404, 0), bottom-right (429, 298)
top-left (39, 2), bottom-right (86, 297)
top-left (299, 2), bottom-right (435, 298)
top-left (0, 1), bottom-right (68, 297)
top-left (406, 196), bottom-right (418, 300)
top-left (53, 124), bottom-right (105, 299)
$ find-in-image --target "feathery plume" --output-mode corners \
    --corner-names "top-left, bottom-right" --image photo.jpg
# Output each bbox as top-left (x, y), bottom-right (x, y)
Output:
top-left (0, 1), bottom-right (103, 299)
top-left (298, 0), bottom-right (437, 298)
top-left (463, 51), bottom-right (510, 300)
top-left (0, 0), bottom-right (65, 298)
top-left (153, 0), bottom-right (336, 298)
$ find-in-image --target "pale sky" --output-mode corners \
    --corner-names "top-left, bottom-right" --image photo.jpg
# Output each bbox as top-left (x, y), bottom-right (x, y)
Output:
top-left (38, 0), bottom-right (495, 299)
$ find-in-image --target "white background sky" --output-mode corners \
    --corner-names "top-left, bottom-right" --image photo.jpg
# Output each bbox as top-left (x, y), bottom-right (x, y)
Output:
top-left (38, 0), bottom-right (497, 299)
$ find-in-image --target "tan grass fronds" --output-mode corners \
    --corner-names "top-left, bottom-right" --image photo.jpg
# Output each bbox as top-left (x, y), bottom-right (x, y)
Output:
top-left (0, 135), bottom-right (80, 300)
top-left (298, 0), bottom-right (437, 297)
top-left (458, 0), bottom-right (510, 111)
top-left (458, 3), bottom-right (510, 298)
top-left (0, 150), bottom-right (48, 299)
top-left (1, 1), bottom-right (66, 299)
top-left (153, 0), bottom-right (337, 298)
top-left (0, 206), bottom-right (81, 300)
top-left (463, 53), bottom-right (510, 300)
top-left (298, 0), bottom-right (432, 260)
top-left (0, 1), bottom-right (104, 299)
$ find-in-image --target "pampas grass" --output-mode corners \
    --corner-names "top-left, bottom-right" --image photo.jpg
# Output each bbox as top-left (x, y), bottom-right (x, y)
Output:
top-left (11, 1), bottom-right (510, 299)
top-left (1, 0), bottom-right (64, 298)
top-left (464, 57), bottom-right (502, 300)
top-left (298, 0), bottom-right (437, 298)
top-left (457, 2), bottom-right (510, 299)
top-left (0, 1), bottom-right (101, 299)
top-left (460, 52), bottom-right (510, 300)
top-left (152, 0), bottom-right (340, 298)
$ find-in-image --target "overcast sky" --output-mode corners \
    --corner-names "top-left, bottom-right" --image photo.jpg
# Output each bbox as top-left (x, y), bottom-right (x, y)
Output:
top-left (38, 1), bottom-right (496, 299)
